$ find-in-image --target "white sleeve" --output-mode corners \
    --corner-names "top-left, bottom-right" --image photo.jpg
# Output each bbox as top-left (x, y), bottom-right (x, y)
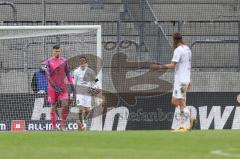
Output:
top-left (172, 49), bottom-right (181, 63)
top-left (73, 69), bottom-right (78, 85)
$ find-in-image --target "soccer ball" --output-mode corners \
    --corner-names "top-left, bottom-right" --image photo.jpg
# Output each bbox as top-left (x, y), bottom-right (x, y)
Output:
top-left (88, 81), bottom-right (101, 96)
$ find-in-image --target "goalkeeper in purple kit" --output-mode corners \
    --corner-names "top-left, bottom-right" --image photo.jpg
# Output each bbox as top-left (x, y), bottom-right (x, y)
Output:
top-left (45, 45), bottom-right (74, 131)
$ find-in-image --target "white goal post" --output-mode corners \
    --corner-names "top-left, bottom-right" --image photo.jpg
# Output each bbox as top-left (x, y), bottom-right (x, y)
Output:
top-left (0, 25), bottom-right (102, 62)
top-left (0, 25), bottom-right (102, 93)
top-left (0, 25), bottom-right (104, 131)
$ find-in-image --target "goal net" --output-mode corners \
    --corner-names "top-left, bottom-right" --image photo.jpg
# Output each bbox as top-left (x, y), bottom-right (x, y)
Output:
top-left (0, 25), bottom-right (102, 131)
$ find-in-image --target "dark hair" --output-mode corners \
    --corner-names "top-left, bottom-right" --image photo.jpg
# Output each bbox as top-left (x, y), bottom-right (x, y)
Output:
top-left (79, 56), bottom-right (87, 62)
top-left (172, 32), bottom-right (184, 50)
top-left (173, 32), bottom-right (182, 40)
top-left (52, 45), bottom-right (60, 50)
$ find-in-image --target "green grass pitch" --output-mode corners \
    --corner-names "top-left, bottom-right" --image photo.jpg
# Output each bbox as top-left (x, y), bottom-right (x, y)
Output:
top-left (0, 130), bottom-right (240, 159)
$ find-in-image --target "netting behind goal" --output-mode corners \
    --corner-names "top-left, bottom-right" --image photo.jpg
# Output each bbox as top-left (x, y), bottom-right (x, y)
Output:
top-left (0, 25), bottom-right (102, 131)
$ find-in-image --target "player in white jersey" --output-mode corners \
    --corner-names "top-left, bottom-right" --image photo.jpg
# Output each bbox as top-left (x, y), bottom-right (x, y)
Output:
top-left (73, 56), bottom-right (100, 131)
top-left (150, 32), bottom-right (196, 131)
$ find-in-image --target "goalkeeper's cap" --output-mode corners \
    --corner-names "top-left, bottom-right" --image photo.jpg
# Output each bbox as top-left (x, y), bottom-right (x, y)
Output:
top-left (172, 32), bottom-right (182, 40)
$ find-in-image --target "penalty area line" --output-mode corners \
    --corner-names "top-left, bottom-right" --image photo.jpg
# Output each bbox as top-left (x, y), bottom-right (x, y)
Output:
top-left (211, 149), bottom-right (240, 158)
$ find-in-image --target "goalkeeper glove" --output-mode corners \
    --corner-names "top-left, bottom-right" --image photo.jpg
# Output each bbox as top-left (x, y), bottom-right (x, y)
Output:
top-left (52, 84), bottom-right (63, 93)
top-left (69, 84), bottom-right (76, 104)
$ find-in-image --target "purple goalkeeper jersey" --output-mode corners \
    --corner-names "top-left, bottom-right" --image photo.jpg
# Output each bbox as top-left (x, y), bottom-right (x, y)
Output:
top-left (45, 57), bottom-right (73, 90)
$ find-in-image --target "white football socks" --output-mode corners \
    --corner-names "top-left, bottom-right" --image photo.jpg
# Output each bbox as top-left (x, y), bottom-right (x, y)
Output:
top-left (183, 107), bottom-right (190, 118)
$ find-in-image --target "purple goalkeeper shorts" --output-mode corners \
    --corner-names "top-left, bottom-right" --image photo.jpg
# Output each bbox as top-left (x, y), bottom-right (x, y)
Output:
top-left (48, 85), bottom-right (68, 104)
